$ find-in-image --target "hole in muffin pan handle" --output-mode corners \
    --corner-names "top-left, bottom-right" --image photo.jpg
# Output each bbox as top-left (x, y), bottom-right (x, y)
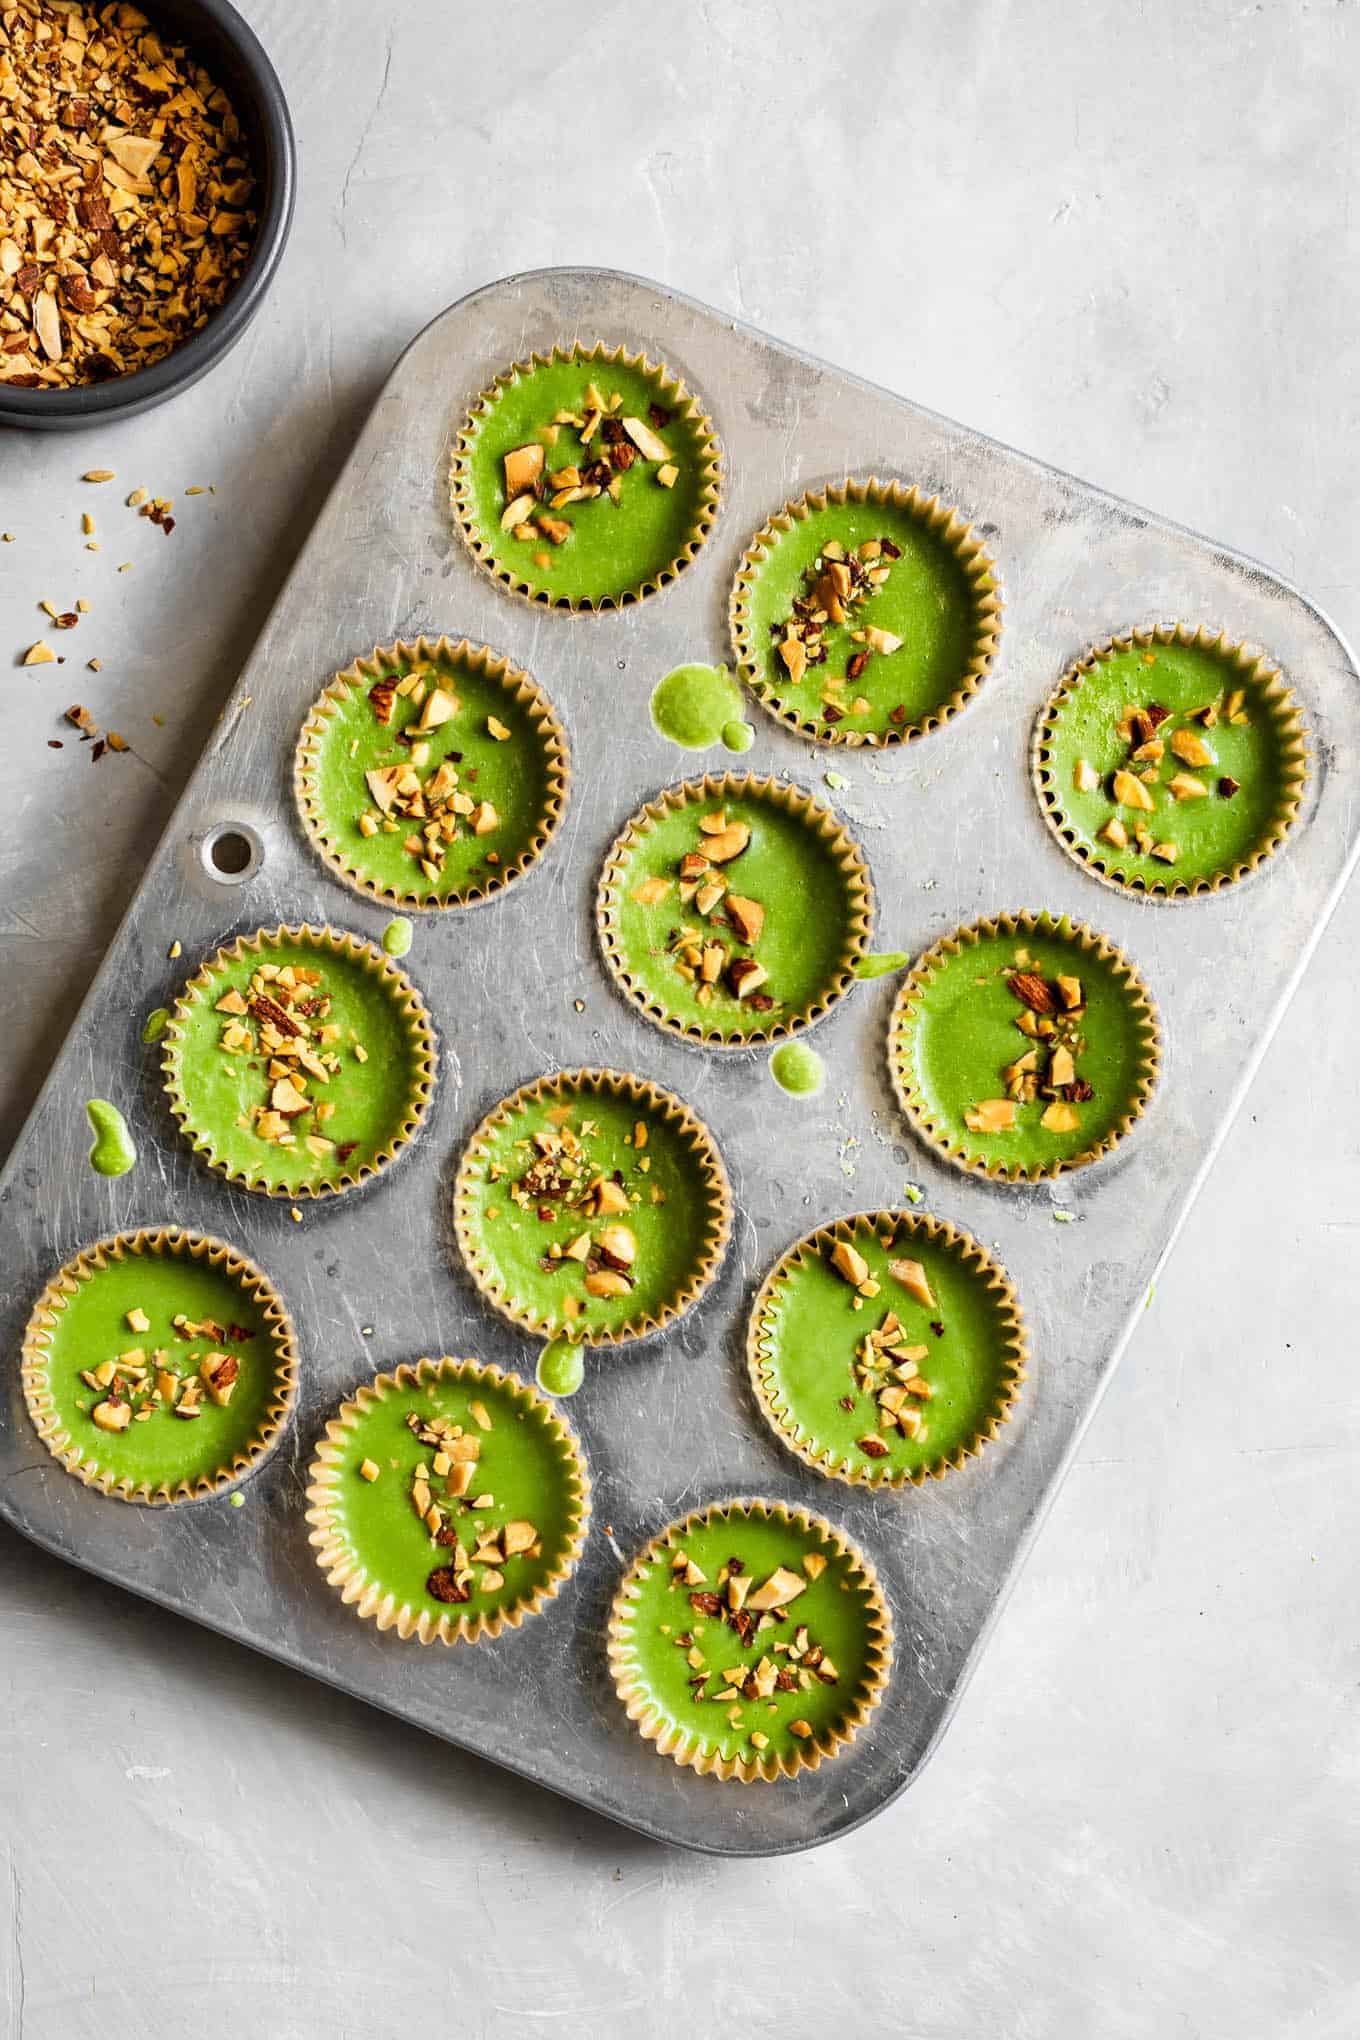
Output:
top-left (200, 821), bottom-right (265, 885)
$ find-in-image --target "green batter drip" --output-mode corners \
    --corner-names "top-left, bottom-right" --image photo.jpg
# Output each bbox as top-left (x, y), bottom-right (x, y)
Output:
top-left (86, 1099), bottom-right (135, 1176)
top-left (650, 664), bottom-right (743, 750)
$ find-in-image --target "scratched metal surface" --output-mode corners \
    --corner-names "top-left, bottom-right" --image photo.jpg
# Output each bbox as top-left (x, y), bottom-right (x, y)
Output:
top-left (1, 267), bottom-right (1356, 1858)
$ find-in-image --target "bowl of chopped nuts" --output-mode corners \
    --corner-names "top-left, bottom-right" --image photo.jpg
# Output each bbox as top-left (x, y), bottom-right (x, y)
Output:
top-left (0, 0), bottom-right (295, 428)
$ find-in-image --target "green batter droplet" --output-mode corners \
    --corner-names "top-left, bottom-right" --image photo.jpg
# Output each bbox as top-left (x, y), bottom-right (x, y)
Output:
top-left (86, 1098), bottom-right (136, 1176)
top-left (769, 1042), bottom-right (825, 1098)
top-left (650, 664), bottom-right (743, 750)
top-left (382, 916), bottom-right (413, 957)
top-left (721, 719), bottom-right (755, 754)
top-left (853, 951), bottom-right (910, 980)
top-left (140, 1006), bottom-right (170, 1045)
top-left (536, 1337), bottom-right (585, 1398)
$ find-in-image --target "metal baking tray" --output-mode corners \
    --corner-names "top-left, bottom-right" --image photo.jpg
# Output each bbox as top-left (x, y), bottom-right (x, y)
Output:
top-left (2, 267), bottom-right (1356, 1857)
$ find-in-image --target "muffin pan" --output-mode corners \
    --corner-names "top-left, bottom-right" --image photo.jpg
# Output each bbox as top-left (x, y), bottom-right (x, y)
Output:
top-left (1, 268), bottom-right (1356, 1856)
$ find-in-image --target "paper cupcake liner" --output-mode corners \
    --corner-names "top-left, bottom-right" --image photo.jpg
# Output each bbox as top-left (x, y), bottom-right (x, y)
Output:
top-left (728, 477), bottom-right (1002, 746)
top-left (20, 1227), bottom-right (299, 1506)
top-left (1031, 624), bottom-right (1310, 898)
top-left (453, 1067), bottom-right (732, 1346)
top-left (304, 1356), bottom-right (591, 1646)
top-left (888, 910), bottom-right (1162, 1183)
top-left (449, 341), bottom-right (722, 613)
top-left (747, 1211), bottom-right (1028, 1488)
top-left (293, 635), bottom-right (571, 913)
top-left (595, 770), bottom-right (875, 1050)
top-left (607, 1497), bottom-right (893, 1783)
top-left (161, 923), bottom-right (437, 1198)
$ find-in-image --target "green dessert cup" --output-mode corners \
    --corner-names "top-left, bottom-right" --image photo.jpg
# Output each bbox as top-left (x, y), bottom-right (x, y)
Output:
top-left (888, 911), bottom-right (1161, 1182)
top-left (596, 772), bottom-right (873, 1047)
top-left (305, 1357), bottom-right (590, 1646)
top-left (607, 1498), bottom-right (892, 1782)
top-left (1032, 625), bottom-right (1309, 897)
top-left (21, 1228), bottom-right (298, 1505)
top-left (729, 477), bottom-right (1001, 746)
top-left (162, 924), bottom-right (437, 1198)
top-left (294, 635), bottom-right (569, 911)
top-left (453, 1068), bottom-right (731, 1347)
top-left (451, 342), bottom-right (721, 611)
top-left (747, 1212), bottom-right (1027, 1488)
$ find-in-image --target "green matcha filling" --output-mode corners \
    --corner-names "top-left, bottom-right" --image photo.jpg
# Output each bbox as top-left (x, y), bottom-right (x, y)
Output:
top-left (324, 1369), bottom-right (582, 1624)
top-left (739, 495), bottom-right (989, 740)
top-left (458, 353), bottom-right (715, 607)
top-left (302, 646), bottom-right (560, 905)
top-left (165, 936), bottom-right (427, 1192)
top-left (458, 1079), bottom-right (725, 1341)
top-left (605, 784), bottom-right (865, 1041)
top-left (616, 1508), bottom-right (882, 1769)
top-left (31, 1245), bottom-right (285, 1494)
top-left (752, 1218), bottom-right (1021, 1483)
top-left (1041, 638), bottom-right (1294, 886)
top-left (894, 923), bottom-right (1152, 1175)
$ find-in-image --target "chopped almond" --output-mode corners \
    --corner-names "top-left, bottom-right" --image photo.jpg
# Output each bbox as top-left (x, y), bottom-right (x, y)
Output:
top-left (964, 1098), bottom-right (1017, 1133)
top-left (503, 444), bottom-right (544, 498)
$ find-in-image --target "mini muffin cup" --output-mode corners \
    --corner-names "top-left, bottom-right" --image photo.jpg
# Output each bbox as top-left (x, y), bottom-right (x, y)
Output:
top-left (450, 341), bottom-right (722, 613)
top-left (1031, 624), bottom-right (1310, 898)
top-left (161, 923), bottom-right (437, 1198)
top-left (747, 1211), bottom-right (1028, 1488)
top-left (293, 634), bottom-right (570, 912)
top-left (729, 476), bottom-right (1002, 746)
top-left (888, 910), bottom-right (1162, 1183)
top-left (21, 1227), bottom-right (298, 1506)
top-left (596, 770), bottom-right (875, 1050)
top-left (452, 1067), bottom-right (732, 1347)
top-left (304, 1356), bottom-right (591, 1646)
top-left (607, 1497), bottom-right (893, 1783)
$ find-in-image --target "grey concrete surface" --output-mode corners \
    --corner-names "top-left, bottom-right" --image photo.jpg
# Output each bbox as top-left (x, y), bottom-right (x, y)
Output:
top-left (2, 2), bottom-right (1357, 2034)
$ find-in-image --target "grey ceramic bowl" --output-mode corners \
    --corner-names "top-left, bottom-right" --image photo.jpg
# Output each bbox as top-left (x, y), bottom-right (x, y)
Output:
top-left (0, 0), bottom-right (295, 431)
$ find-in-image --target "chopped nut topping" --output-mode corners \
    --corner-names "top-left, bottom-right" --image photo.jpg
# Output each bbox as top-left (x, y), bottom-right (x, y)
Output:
top-left (964, 1097), bottom-right (1017, 1132)
top-left (0, 0), bottom-right (257, 390)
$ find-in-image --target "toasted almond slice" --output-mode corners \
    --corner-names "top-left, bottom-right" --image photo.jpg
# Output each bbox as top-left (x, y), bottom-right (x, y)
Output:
top-left (1167, 771), bottom-right (1209, 802)
top-left (1112, 768), bottom-right (1155, 811)
top-left (701, 823), bottom-right (751, 864)
top-left (746, 1566), bottom-right (807, 1613)
top-left (964, 1098), bottom-right (1017, 1133)
top-left (829, 1239), bottom-right (870, 1287)
top-left (418, 687), bottom-right (458, 732)
top-left (503, 444), bottom-right (544, 499)
top-left (1041, 1100), bottom-right (1080, 1132)
top-left (621, 415), bottom-right (670, 462)
top-left (502, 1519), bottom-right (537, 1557)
